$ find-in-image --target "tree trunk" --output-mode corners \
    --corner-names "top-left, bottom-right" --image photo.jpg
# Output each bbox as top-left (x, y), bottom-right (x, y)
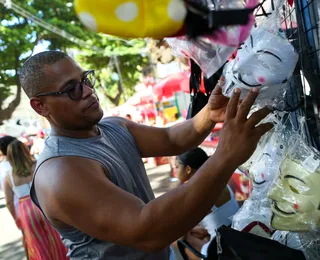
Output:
top-left (0, 56), bottom-right (22, 125)
top-left (103, 81), bottom-right (123, 106)
top-left (0, 83), bottom-right (21, 125)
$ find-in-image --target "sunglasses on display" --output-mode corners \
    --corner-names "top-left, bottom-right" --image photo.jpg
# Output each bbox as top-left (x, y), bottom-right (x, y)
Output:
top-left (36, 70), bottom-right (96, 100)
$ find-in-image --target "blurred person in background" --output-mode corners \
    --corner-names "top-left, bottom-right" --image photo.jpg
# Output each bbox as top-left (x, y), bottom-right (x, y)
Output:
top-left (0, 136), bottom-right (17, 191)
top-left (30, 130), bottom-right (46, 160)
top-left (4, 140), bottom-right (69, 260)
top-left (174, 147), bottom-right (240, 258)
top-left (0, 135), bottom-right (29, 258)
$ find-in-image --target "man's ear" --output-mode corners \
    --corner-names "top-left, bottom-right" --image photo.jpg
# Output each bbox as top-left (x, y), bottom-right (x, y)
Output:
top-left (30, 97), bottom-right (50, 117)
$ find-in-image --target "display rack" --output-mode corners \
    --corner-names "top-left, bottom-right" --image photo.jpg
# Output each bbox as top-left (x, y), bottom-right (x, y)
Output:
top-left (256, 0), bottom-right (320, 148)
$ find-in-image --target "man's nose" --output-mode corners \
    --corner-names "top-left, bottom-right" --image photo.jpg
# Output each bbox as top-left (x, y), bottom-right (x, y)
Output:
top-left (82, 84), bottom-right (94, 99)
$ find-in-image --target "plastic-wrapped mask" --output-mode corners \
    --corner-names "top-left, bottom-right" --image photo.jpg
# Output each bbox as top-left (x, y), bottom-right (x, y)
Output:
top-left (250, 140), bottom-right (286, 195)
top-left (268, 159), bottom-right (320, 231)
top-left (223, 25), bottom-right (299, 102)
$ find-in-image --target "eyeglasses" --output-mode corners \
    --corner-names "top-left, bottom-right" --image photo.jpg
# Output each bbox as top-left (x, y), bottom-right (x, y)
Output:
top-left (36, 70), bottom-right (96, 100)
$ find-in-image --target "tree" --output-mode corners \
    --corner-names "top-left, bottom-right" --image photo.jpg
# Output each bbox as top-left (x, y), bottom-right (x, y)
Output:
top-left (77, 37), bottom-right (150, 106)
top-left (0, 0), bottom-right (94, 124)
top-left (0, 0), bottom-right (150, 120)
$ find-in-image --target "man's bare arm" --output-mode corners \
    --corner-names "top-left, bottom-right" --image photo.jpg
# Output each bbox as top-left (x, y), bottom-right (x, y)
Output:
top-left (120, 104), bottom-right (214, 158)
top-left (119, 86), bottom-right (228, 158)
top-left (37, 90), bottom-right (272, 252)
top-left (37, 152), bottom-right (236, 252)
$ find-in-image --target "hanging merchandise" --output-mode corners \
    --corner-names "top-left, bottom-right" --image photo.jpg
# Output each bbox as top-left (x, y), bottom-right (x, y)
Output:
top-left (268, 135), bottom-right (320, 232)
top-left (273, 231), bottom-right (320, 260)
top-left (186, 59), bottom-right (223, 118)
top-left (165, 0), bottom-right (259, 77)
top-left (166, 36), bottom-right (236, 78)
top-left (222, 7), bottom-right (299, 107)
top-left (177, 225), bottom-right (306, 260)
top-left (74, 0), bottom-right (257, 40)
top-left (232, 113), bottom-right (289, 232)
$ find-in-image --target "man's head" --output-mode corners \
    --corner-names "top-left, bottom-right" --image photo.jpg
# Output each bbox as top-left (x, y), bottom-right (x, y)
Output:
top-left (0, 136), bottom-right (17, 157)
top-left (20, 51), bottom-right (103, 131)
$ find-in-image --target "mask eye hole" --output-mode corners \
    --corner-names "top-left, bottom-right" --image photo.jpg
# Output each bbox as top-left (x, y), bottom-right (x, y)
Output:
top-left (289, 185), bottom-right (300, 194)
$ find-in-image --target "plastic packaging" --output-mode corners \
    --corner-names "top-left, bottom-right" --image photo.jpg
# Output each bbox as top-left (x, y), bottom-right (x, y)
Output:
top-left (232, 197), bottom-right (274, 232)
top-left (268, 135), bottom-right (320, 232)
top-left (273, 231), bottom-right (320, 260)
top-left (166, 0), bottom-right (259, 77)
top-left (239, 112), bottom-right (282, 174)
top-left (233, 112), bottom-right (288, 231)
top-left (166, 37), bottom-right (237, 78)
top-left (222, 7), bottom-right (299, 107)
top-left (194, 0), bottom-right (258, 47)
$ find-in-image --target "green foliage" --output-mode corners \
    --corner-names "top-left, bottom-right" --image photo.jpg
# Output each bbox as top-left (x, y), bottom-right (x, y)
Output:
top-left (77, 38), bottom-right (150, 106)
top-left (0, 0), bottom-right (150, 121)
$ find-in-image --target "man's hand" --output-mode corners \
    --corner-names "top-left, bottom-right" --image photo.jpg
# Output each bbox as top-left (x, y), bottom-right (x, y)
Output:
top-left (216, 88), bottom-right (273, 168)
top-left (188, 225), bottom-right (210, 240)
top-left (207, 78), bottom-right (229, 123)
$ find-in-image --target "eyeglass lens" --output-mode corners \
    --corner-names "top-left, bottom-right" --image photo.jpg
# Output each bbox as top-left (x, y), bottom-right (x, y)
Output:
top-left (68, 71), bottom-right (95, 100)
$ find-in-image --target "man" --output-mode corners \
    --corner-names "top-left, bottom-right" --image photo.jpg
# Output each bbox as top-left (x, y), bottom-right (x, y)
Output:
top-left (20, 51), bottom-right (273, 259)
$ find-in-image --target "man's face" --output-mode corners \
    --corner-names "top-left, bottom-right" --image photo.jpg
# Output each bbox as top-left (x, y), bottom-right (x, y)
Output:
top-left (34, 57), bottom-right (103, 131)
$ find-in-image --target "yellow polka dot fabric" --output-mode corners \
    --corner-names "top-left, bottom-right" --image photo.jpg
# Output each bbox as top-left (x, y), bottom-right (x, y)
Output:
top-left (74, 0), bottom-right (187, 38)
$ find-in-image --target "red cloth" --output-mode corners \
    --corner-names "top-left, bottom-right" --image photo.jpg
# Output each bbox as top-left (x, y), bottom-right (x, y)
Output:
top-left (19, 196), bottom-right (69, 260)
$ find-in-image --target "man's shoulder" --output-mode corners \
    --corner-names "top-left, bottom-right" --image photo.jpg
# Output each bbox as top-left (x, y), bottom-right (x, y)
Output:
top-left (99, 116), bottom-right (128, 128)
top-left (37, 156), bottom-right (105, 179)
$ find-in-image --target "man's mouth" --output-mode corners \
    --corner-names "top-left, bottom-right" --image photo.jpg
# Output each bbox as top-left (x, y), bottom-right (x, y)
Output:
top-left (86, 100), bottom-right (98, 110)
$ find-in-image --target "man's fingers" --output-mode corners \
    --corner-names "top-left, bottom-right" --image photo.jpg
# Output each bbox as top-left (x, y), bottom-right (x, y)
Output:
top-left (237, 89), bottom-right (259, 122)
top-left (247, 107), bottom-right (272, 128)
top-left (226, 88), bottom-right (241, 120)
top-left (190, 226), bottom-right (209, 239)
top-left (212, 77), bottom-right (225, 95)
top-left (254, 122), bottom-right (274, 137)
top-left (212, 86), bottom-right (223, 95)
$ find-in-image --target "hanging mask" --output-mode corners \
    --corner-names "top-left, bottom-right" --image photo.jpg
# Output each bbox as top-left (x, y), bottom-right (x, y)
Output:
top-left (223, 24), bottom-right (299, 105)
top-left (74, 0), bottom-right (256, 39)
top-left (249, 132), bottom-right (287, 196)
top-left (268, 141), bottom-right (320, 232)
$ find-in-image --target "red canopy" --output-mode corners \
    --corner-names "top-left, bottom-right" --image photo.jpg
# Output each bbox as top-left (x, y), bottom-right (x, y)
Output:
top-left (140, 109), bottom-right (156, 119)
top-left (153, 72), bottom-right (190, 101)
top-left (126, 87), bottom-right (154, 106)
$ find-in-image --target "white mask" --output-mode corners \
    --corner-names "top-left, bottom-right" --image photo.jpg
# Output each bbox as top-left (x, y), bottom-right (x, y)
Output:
top-left (223, 25), bottom-right (299, 104)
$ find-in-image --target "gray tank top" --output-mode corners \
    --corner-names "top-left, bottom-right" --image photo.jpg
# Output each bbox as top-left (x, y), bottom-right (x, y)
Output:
top-left (30, 118), bottom-right (170, 260)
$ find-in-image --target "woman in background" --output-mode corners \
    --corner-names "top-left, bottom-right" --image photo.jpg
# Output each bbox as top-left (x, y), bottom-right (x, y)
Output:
top-left (4, 140), bottom-right (69, 260)
top-left (175, 147), bottom-right (240, 258)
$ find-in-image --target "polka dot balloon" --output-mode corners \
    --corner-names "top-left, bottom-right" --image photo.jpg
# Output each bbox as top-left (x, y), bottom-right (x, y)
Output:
top-left (74, 0), bottom-right (187, 38)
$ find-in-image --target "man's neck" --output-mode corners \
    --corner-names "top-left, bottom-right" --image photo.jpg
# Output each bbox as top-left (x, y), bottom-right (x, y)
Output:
top-left (50, 125), bottom-right (100, 139)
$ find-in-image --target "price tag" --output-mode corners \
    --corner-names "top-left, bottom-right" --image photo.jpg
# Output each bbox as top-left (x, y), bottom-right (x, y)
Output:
top-left (302, 155), bottom-right (320, 173)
